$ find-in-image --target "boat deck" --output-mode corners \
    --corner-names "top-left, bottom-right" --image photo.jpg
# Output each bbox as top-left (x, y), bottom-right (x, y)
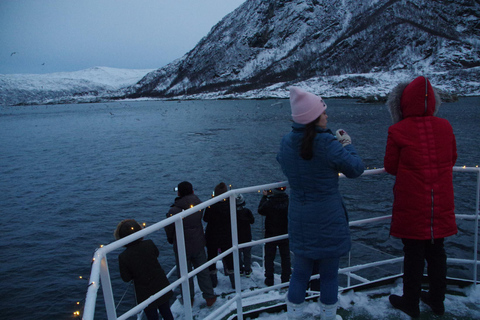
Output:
top-left (168, 262), bottom-right (480, 320)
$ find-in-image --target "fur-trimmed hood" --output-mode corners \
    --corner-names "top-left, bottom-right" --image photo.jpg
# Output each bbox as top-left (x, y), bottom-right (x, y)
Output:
top-left (387, 76), bottom-right (441, 124)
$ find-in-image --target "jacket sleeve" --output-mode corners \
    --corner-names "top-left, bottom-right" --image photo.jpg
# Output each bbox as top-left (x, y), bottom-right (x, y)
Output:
top-left (118, 254), bottom-right (133, 283)
top-left (326, 137), bottom-right (364, 178)
top-left (384, 128), bottom-right (400, 175)
top-left (164, 209), bottom-right (176, 244)
top-left (257, 196), bottom-right (268, 216)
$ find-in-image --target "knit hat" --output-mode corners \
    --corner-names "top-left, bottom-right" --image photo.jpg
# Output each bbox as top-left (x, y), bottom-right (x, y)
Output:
top-left (290, 87), bottom-right (327, 124)
top-left (177, 181), bottom-right (193, 197)
top-left (236, 194), bottom-right (245, 206)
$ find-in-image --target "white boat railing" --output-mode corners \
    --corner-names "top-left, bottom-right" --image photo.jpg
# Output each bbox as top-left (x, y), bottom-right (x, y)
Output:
top-left (82, 167), bottom-right (480, 320)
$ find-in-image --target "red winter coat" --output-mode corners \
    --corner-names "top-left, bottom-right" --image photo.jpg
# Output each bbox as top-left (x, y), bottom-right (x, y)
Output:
top-left (384, 76), bottom-right (457, 240)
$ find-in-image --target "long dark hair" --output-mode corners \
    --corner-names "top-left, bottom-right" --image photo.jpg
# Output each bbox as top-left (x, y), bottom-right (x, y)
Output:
top-left (300, 116), bottom-right (320, 160)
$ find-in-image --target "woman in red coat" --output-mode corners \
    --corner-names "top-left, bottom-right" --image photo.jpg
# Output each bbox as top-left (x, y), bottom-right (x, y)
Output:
top-left (384, 76), bottom-right (457, 318)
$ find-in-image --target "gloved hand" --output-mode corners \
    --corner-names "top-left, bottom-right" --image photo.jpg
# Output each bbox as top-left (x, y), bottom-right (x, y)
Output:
top-left (335, 129), bottom-right (351, 147)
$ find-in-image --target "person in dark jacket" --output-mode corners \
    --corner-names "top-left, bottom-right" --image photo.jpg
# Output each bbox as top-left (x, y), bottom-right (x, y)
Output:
top-left (235, 194), bottom-right (255, 276)
top-left (115, 219), bottom-right (174, 320)
top-left (384, 76), bottom-right (457, 318)
top-left (203, 182), bottom-right (235, 289)
top-left (257, 186), bottom-right (291, 286)
top-left (165, 181), bottom-right (216, 307)
top-left (277, 87), bottom-right (364, 320)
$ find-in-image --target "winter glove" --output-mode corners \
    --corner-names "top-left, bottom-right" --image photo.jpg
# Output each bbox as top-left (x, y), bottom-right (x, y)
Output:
top-left (335, 129), bottom-right (351, 147)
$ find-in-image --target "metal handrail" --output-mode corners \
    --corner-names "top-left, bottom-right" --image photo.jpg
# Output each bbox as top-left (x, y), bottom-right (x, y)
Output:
top-left (82, 167), bottom-right (480, 320)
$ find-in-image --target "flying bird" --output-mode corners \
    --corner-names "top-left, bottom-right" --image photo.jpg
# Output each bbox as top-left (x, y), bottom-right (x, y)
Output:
top-left (10, 52), bottom-right (17, 56)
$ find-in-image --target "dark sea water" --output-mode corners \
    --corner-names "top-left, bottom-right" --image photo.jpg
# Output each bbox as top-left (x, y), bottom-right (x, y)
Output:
top-left (0, 97), bottom-right (478, 319)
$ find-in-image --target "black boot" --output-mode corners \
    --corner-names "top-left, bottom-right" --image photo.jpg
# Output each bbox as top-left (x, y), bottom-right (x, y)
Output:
top-left (389, 294), bottom-right (420, 318)
top-left (421, 291), bottom-right (445, 315)
top-left (264, 277), bottom-right (274, 286)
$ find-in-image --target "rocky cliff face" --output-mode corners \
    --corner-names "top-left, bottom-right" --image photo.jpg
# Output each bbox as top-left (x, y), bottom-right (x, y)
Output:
top-left (125, 0), bottom-right (480, 100)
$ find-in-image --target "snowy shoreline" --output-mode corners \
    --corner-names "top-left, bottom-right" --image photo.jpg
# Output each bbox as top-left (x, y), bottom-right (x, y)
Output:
top-left (1, 66), bottom-right (479, 106)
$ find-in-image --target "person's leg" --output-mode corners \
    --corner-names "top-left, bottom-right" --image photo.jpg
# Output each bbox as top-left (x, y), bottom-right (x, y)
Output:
top-left (190, 249), bottom-right (216, 299)
top-left (423, 238), bottom-right (446, 315)
top-left (264, 242), bottom-right (277, 285)
top-left (318, 257), bottom-right (340, 305)
top-left (206, 245), bottom-right (218, 287)
top-left (402, 238), bottom-right (424, 303)
top-left (186, 256), bottom-right (195, 301)
top-left (206, 245), bottom-right (218, 272)
top-left (157, 303), bottom-right (174, 320)
top-left (243, 246), bottom-right (252, 274)
top-left (143, 305), bottom-right (159, 320)
top-left (239, 248), bottom-right (245, 274)
top-left (287, 254), bottom-right (314, 304)
top-left (278, 240), bottom-right (291, 283)
top-left (389, 238), bottom-right (423, 318)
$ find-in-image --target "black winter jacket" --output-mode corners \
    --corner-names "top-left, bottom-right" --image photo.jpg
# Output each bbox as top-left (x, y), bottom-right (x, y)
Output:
top-left (258, 193), bottom-right (289, 238)
top-left (165, 193), bottom-right (205, 256)
top-left (203, 199), bottom-right (232, 248)
top-left (118, 240), bottom-right (173, 309)
top-left (236, 206), bottom-right (255, 244)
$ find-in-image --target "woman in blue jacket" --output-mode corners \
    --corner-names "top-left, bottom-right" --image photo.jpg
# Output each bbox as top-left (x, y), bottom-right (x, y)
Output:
top-left (277, 87), bottom-right (364, 320)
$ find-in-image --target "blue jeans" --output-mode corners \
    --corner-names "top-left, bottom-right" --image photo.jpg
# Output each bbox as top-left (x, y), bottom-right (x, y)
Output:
top-left (287, 255), bottom-right (339, 305)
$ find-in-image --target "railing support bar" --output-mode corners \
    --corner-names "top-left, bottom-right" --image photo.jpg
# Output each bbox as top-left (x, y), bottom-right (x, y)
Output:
top-left (100, 256), bottom-right (117, 320)
top-left (230, 192), bottom-right (244, 320)
top-left (175, 217), bottom-right (193, 319)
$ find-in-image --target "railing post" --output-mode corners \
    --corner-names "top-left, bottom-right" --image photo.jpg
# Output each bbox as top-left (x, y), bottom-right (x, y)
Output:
top-left (175, 216), bottom-right (193, 319)
top-left (474, 169), bottom-right (480, 284)
top-left (230, 192), bottom-right (243, 320)
top-left (100, 256), bottom-right (117, 320)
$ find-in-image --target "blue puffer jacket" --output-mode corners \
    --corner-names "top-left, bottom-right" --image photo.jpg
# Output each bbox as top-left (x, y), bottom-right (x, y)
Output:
top-left (277, 123), bottom-right (364, 259)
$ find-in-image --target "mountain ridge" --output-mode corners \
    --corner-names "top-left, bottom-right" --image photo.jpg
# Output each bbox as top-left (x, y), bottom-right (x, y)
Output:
top-left (124, 0), bottom-right (480, 100)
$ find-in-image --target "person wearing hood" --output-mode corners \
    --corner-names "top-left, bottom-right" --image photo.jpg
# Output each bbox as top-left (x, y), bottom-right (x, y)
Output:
top-left (115, 219), bottom-right (174, 320)
top-left (165, 181), bottom-right (217, 307)
top-left (384, 76), bottom-right (457, 318)
top-left (277, 87), bottom-right (365, 320)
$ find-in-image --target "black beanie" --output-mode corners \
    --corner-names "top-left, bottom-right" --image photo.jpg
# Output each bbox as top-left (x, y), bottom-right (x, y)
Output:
top-left (178, 181), bottom-right (193, 197)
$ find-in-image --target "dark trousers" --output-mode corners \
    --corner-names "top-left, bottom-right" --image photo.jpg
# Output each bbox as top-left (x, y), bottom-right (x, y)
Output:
top-left (264, 239), bottom-right (291, 282)
top-left (402, 238), bottom-right (447, 304)
top-left (144, 302), bottom-right (174, 320)
top-left (239, 246), bottom-right (252, 272)
top-left (174, 248), bottom-right (215, 300)
top-left (206, 245), bottom-right (234, 273)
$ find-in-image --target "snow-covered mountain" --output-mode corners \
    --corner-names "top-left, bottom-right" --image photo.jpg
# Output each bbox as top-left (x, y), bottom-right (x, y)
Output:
top-left (1, 0), bottom-right (479, 106)
top-left (0, 67), bottom-right (153, 106)
top-left (124, 0), bottom-right (480, 101)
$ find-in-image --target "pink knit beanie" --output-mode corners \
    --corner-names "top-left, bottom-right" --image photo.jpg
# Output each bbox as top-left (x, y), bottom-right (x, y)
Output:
top-left (289, 86), bottom-right (327, 124)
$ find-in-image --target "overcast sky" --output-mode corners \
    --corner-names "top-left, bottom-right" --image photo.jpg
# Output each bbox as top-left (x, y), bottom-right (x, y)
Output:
top-left (0, 0), bottom-right (246, 75)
